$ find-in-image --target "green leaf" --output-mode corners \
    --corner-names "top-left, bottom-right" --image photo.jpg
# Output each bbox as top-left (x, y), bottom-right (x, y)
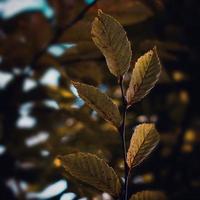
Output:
top-left (72, 81), bottom-right (121, 127)
top-left (126, 47), bottom-right (161, 105)
top-left (127, 123), bottom-right (160, 168)
top-left (91, 9), bottom-right (132, 77)
top-left (60, 152), bottom-right (121, 197)
top-left (129, 190), bottom-right (167, 200)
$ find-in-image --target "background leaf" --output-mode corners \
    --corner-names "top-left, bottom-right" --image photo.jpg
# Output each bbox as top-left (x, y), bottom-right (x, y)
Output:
top-left (60, 152), bottom-right (121, 197)
top-left (0, 0), bottom-right (198, 199)
top-left (91, 10), bottom-right (132, 77)
top-left (130, 190), bottom-right (167, 200)
top-left (126, 47), bottom-right (161, 105)
top-left (127, 123), bottom-right (160, 168)
top-left (72, 81), bottom-right (121, 127)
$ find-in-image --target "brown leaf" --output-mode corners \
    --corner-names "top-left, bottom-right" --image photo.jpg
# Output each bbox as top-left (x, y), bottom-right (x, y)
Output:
top-left (72, 81), bottom-right (121, 127)
top-left (91, 10), bottom-right (132, 77)
top-left (127, 123), bottom-right (160, 168)
top-left (60, 152), bottom-right (121, 197)
top-left (126, 47), bottom-right (161, 105)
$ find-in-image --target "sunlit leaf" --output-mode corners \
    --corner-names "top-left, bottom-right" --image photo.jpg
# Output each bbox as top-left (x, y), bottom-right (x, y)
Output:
top-left (60, 152), bottom-right (121, 197)
top-left (91, 10), bottom-right (132, 77)
top-left (127, 123), bottom-right (160, 168)
top-left (129, 190), bottom-right (167, 200)
top-left (72, 81), bottom-right (121, 127)
top-left (126, 47), bottom-right (161, 105)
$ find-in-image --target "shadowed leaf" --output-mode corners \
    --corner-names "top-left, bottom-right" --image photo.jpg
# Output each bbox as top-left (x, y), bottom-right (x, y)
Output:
top-left (60, 152), bottom-right (121, 197)
top-left (91, 9), bottom-right (132, 77)
top-left (126, 47), bottom-right (161, 105)
top-left (72, 81), bottom-right (121, 127)
top-left (127, 123), bottom-right (160, 168)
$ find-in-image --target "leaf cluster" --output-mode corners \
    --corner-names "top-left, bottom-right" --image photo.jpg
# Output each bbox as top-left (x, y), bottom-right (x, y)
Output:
top-left (60, 10), bottom-right (165, 200)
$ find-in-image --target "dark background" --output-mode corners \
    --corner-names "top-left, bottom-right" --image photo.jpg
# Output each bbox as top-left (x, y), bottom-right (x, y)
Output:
top-left (0, 0), bottom-right (200, 199)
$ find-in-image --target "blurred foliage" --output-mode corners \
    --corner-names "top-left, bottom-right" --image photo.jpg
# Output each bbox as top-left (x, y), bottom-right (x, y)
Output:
top-left (0, 0), bottom-right (199, 199)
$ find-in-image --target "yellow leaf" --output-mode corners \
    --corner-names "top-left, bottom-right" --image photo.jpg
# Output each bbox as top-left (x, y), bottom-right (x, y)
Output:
top-left (129, 190), bottom-right (167, 200)
top-left (72, 81), bottom-right (121, 128)
top-left (127, 123), bottom-right (160, 168)
top-left (91, 9), bottom-right (132, 77)
top-left (126, 47), bottom-right (161, 105)
top-left (60, 152), bottom-right (121, 197)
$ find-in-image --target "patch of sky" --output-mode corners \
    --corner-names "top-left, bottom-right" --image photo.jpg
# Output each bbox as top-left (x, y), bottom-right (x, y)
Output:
top-left (43, 99), bottom-right (59, 110)
top-left (17, 101), bottom-right (36, 129)
top-left (27, 180), bottom-right (68, 199)
top-left (0, 144), bottom-right (6, 155)
top-left (48, 43), bottom-right (75, 57)
top-left (98, 84), bottom-right (108, 92)
top-left (0, 71), bottom-right (14, 89)
top-left (91, 111), bottom-right (97, 120)
top-left (25, 131), bottom-right (49, 147)
top-left (23, 78), bottom-right (38, 92)
top-left (40, 68), bottom-right (61, 87)
top-left (19, 102), bottom-right (34, 116)
top-left (70, 84), bottom-right (78, 97)
top-left (40, 149), bottom-right (50, 157)
top-left (6, 179), bottom-right (19, 196)
top-left (70, 84), bottom-right (84, 108)
top-left (60, 192), bottom-right (76, 200)
top-left (12, 68), bottom-right (22, 75)
top-left (24, 66), bottom-right (33, 76)
top-left (0, 0), bottom-right (54, 19)
top-left (16, 116), bottom-right (36, 129)
top-left (73, 98), bottom-right (84, 108)
top-left (19, 181), bottom-right (28, 191)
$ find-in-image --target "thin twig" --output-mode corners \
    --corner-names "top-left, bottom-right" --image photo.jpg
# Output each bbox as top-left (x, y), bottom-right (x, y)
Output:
top-left (30, 0), bottom-right (98, 69)
top-left (125, 170), bottom-right (131, 200)
top-left (118, 76), bottom-right (129, 200)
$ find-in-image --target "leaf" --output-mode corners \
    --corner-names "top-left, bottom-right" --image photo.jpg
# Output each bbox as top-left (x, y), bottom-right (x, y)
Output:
top-left (60, 42), bottom-right (100, 62)
top-left (91, 9), bottom-right (132, 77)
top-left (67, 61), bottom-right (103, 85)
top-left (100, 1), bottom-right (153, 26)
top-left (127, 123), bottom-right (160, 168)
top-left (60, 152), bottom-right (121, 197)
top-left (126, 47), bottom-right (161, 105)
top-left (140, 40), bottom-right (188, 61)
top-left (72, 81), bottom-right (121, 127)
top-left (129, 190), bottom-right (167, 200)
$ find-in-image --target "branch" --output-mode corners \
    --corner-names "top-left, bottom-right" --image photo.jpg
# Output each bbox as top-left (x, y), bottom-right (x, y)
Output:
top-left (118, 76), bottom-right (129, 200)
top-left (29, 0), bottom-right (98, 69)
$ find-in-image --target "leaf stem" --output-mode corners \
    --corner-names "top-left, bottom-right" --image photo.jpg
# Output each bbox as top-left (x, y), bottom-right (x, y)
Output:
top-left (118, 76), bottom-right (129, 200)
top-left (125, 170), bottom-right (131, 200)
